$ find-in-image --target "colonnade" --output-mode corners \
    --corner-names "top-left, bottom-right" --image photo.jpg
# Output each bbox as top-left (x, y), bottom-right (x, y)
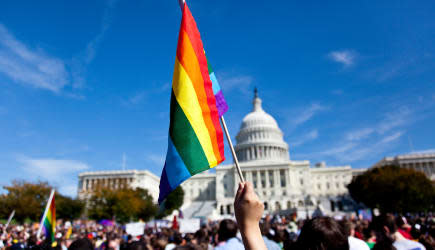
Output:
top-left (82, 177), bottom-right (134, 191)
top-left (236, 145), bottom-right (288, 161)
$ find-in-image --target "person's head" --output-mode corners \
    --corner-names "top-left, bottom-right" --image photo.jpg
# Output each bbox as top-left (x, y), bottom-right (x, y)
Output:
top-left (173, 233), bottom-right (184, 245)
top-left (194, 228), bottom-right (209, 244)
top-left (127, 241), bottom-right (147, 250)
top-left (340, 219), bottom-right (355, 237)
top-left (184, 233), bottom-right (194, 244)
top-left (371, 214), bottom-right (398, 250)
top-left (68, 238), bottom-right (94, 250)
top-left (372, 214), bottom-right (397, 236)
top-left (217, 219), bottom-right (238, 243)
top-left (295, 217), bottom-right (349, 250)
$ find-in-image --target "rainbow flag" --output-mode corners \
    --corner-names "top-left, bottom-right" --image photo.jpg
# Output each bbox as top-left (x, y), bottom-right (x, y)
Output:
top-left (158, 2), bottom-right (226, 204)
top-left (39, 190), bottom-right (56, 243)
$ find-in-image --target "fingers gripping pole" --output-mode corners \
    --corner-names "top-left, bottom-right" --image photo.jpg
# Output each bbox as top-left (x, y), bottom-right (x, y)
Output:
top-left (220, 116), bottom-right (245, 182)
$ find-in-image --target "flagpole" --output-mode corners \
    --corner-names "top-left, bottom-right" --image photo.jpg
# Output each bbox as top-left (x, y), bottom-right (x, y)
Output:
top-left (5, 210), bottom-right (15, 230)
top-left (36, 189), bottom-right (55, 239)
top-left (178, 0), bottom-right (185, 10)
top-left (220, 116), bottom-right (245, 182)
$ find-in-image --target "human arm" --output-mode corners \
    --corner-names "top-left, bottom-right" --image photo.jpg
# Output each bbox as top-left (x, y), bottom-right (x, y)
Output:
top-left (234, 182), bottom-right (267, 250)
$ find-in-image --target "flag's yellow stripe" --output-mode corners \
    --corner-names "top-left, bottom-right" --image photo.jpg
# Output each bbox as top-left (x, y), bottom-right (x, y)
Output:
top-left (172, 59), bottom-right (218, 166)
top-left (177, 30), bottom-right (222, 162)
top-left (46, 210), bottom-right (52, 223)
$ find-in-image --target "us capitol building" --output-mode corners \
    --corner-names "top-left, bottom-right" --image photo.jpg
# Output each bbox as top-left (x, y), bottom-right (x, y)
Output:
top-left (78, 91), bottom-right (367, 218)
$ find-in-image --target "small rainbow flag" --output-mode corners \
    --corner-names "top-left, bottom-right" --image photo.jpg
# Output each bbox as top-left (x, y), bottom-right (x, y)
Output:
top-left (158, 2), bottom-right (226, 204)
top-left (38, 189), bottom-right (56, 243)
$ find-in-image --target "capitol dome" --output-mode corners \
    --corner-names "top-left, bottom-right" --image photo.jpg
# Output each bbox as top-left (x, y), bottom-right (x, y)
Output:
top-left (235, 89), bottom-right (290, 163)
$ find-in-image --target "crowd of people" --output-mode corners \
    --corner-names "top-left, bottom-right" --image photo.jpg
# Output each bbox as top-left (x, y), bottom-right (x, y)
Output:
top-left (0, 183), bottom-right (434, 250)
top-left (0, 214), bottom-right (434, 250)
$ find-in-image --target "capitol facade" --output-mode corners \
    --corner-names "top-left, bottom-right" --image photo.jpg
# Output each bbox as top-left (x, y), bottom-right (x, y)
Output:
top-left (78, 91), bottom-right (366, 219)
top-left (179, 91), bottom-right (365, 219)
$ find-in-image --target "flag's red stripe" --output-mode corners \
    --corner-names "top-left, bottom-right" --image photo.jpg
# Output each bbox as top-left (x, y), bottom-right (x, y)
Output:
top-left (176, 30), bottom-right (222, 162)
top-left (181, 5), bottom-right (225, 160)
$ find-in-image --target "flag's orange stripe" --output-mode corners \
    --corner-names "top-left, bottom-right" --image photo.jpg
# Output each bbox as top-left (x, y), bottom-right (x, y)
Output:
top-left (176, 30), bottom-right (222, 162)
top-left (181, 5), bottom-right (225, 161)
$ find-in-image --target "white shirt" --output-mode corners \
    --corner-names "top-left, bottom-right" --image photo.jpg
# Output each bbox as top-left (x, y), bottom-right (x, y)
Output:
top-left (393, 239), bottom-right (426, 250)
top-left (393, 232), bottom-right (426, 250)
top-left (348, 236), bottom-right (370, 250)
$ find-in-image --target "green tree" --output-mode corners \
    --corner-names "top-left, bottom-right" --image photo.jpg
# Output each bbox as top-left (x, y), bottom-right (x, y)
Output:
top-left (157, 186), bottom-right (184, 218)
top-left (57, 195), bottom-right (85, 220)
top-left (347, 165), bottom-right (435, 213)
top-left (87, 187), bottom-right (157, 223)
top-left (136, 188), bottom-right (158, 222)
top-left (1, 180), bottom-right (52, 223)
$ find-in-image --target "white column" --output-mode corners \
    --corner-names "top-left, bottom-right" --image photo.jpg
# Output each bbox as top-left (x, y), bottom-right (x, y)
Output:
top-left (247, 171), bottom-right (252, 183)
top-left (274, 169), bottom-right (280, 188)
top-left (265, 170), bottom-right (270, 188)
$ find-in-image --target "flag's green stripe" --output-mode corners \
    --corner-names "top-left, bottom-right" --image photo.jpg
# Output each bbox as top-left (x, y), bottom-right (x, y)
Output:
top-left (44, 219), bottom-right (54, 241)
top-left (169, 91), bottom-right (210, 175)
top-left (206, 56), bottom-right (214, 74)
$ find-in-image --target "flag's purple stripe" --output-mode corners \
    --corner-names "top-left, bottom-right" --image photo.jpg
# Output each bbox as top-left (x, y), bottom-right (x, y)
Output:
top-left (209, 71), bottom-right (228, 116)
top-left (158, 166), bottom-right (171, 204)
top-left (214, 90), bottom-right (228, 117)
top-left (158, 137), bottom-right (192, 204)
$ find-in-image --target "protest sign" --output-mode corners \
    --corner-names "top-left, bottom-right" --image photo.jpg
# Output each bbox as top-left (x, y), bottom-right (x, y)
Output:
top-left (179, 219), bottom-right (200, 233)
top-left (126, 222), bottom-right (145, 236)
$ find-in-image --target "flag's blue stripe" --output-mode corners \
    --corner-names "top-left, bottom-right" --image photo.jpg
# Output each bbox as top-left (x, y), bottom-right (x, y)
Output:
top-left (209, 72), bottom-right (221, 94)
top-left (165, 137), bottom-right (192, 188)
top-left (158, 137), bottom-right (192, 204)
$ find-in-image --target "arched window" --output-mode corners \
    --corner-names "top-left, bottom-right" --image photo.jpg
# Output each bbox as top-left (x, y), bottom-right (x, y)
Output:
top-left (287, 201), bottom-right (292, 209)
top-left (220, 205), bottom-right (224, 215)
top-left (227, 205), bottom-right (231, 214)
top-left (298, 200), bottom-right (304, 207)
top-left (264, 202), bottom-right (268, 210)
top-left (275, 201), bottom-right (281, 211)
top-left (330, 200), bottom-right (335, 212)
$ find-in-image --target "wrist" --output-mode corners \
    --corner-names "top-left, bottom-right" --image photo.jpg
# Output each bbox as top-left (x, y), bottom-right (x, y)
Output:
top-left (239, 225), bottom-right (265, 250)
top-left (239, 222), bottom-right (261, 237)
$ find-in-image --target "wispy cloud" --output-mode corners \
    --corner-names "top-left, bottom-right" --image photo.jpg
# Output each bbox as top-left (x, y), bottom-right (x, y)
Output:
top-left (123, 91), bottom-right (147, 105)
top-left (303, 106), bottom-right (412, 164)
top-left (0, 0), bottom-right (119, 94)
top-left (376, 107), bottom-right (411, 134)
top-left (313, 131), bottom-right (404, 163)
top-left (410, 149), bottom-right (435, 154)
top-left (364, 53), bottom-right (435, 83)
top-left (216, 71), bottom-right (254, 95)
top-left (380, 131), bottom-right (404, 144)
top-left (291, 129), bottom-right (319, 147)
top-left (291, 103), bottom-right (328, 127)
top-left (346, 128), bottom-right (374, 141)
top-left (17, 156), bottom-right (90, 197)
top-left (328, 50), bottom-right (357, 67)
top-left (146, 154), bottom-right (165, 166)
top-left (0, 24), bottom-right (70, 92)
top-left (71, 0), bottom-right (119, 88)
top-left (345, 107), bottom-right (411, 142)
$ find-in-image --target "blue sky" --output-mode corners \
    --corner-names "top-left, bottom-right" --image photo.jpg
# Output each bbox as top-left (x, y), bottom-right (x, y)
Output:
top-left (1, 0), bottom-right (434, 197)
